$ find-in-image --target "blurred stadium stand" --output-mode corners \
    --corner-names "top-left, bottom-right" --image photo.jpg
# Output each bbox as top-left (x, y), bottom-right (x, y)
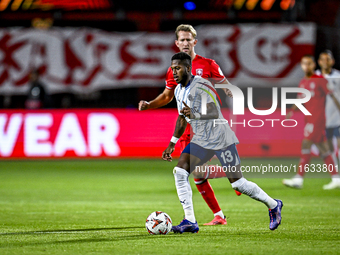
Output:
top-left (0, 0), bottom-right (340, 109)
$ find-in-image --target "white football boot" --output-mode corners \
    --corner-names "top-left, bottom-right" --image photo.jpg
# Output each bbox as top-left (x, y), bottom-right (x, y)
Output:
top-left (282, 176), bottom-right (303, 189)
top-left (323, 178), bottom-right (340, 190)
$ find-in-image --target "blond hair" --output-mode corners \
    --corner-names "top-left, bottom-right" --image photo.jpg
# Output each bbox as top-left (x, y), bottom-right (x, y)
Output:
top-left (175, 24), bottom-right (197, 39)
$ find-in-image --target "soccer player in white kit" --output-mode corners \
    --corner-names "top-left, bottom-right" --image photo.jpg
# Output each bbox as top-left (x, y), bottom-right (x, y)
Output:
top-left (162, 52), bottom-right (283, 233)
top-left (316, 50), bottom-right (340, 189)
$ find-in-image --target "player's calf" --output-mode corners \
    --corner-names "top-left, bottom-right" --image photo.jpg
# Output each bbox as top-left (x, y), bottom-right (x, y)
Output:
top-left (231, 177), bottom-right (283, 230)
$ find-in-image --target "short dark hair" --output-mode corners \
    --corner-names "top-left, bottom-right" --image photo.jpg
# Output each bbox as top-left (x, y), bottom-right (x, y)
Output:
top-left (319, 49), bottom-right (334, 59)
top-left (171, 52), bottom-right (192, 66)
top-left (301, 54), bottom-right (315, 62)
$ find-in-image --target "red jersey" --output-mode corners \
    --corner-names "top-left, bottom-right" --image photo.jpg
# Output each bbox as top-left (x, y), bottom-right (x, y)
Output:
top-left (165, 54), bottom-right (226, 90)
top-left (298, 74), bottom-right (330, 125)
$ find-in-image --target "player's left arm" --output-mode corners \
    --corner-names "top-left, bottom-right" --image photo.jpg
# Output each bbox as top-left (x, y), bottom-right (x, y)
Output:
top-left (324, 79), bottom-right (340, 112)
top-left (181, 101), bottom-right (218, 120)
top-left (219, 79), bottom-right (233, 97)
top-left (162, 114), bottom-right (187, 162)
top-left (210, 60), bottom-right (233, 97)
top-left (330, 93), bottom-right (340, 112)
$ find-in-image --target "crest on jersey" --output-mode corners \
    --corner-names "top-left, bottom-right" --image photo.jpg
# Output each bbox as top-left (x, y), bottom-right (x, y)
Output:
top-left (310, 82), bottom-right (315, 89)
top-left (188, 94), bottom-right (193, 101)
top-left (196, 69), bottom-right (203, 76)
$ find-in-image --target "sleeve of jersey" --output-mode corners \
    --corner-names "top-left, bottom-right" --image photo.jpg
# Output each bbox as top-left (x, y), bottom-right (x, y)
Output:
top-left (178, 107), bottom-right (184, 116)
top-left (210, 60), bottom-right (226, 84)
top-left (174, 88), bottom-right (184, 116)
top-left (165, 68), bottom-right (177, 90)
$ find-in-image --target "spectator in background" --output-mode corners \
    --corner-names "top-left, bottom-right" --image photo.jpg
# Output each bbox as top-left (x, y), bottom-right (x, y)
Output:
top-left (25, 69), bottom-right (47, 109)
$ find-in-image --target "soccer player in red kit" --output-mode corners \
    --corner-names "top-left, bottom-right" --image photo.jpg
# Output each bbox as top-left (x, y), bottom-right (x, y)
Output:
top-left (283, 55), bottom-right (340, 189)
top-left (139, 24), bottom-right (239, 225)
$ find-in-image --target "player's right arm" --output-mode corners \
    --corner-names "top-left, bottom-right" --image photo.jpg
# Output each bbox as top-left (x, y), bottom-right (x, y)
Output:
top-left (162, 114), bottom-right (187, 162)
top-left (138, 88), bottom-right (174, 111)
top-left (210, 59), bottom-right (233, 97)
top-left (139, 67), bottom-right (176, 111)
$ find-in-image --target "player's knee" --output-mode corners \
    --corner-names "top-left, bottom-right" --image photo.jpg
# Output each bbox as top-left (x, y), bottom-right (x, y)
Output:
top-left (176, 154), bottom-right (191, 172)
top-left (301, 139), bottom-right (312, 149)
top-left (320, 151), bottom-right (331, 158)
top-left (176, 162), bottom-right (190, 172)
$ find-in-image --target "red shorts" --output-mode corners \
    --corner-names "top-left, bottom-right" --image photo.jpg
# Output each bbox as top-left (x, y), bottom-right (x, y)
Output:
top-left (179, 124), bottom-right (192, 152)
top-left (303, 122), bottom-right (326, 144)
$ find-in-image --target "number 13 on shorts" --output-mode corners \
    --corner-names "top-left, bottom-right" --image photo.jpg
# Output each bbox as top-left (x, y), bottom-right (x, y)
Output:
top-left (215, 143), bottom-right (241, 167)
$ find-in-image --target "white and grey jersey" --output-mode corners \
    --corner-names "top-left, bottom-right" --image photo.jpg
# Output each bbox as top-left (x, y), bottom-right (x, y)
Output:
top-left (316, 69), bottom-right (340, 128)
top-left (174, 76), bottom-right (239, 150)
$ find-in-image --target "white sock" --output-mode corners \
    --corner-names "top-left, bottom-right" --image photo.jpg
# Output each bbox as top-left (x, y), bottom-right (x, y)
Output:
top-left (184, 209), bottom-right (195, 223)
top-left (173, 167), bottom-right (196, 223)
top-left (231, 177), bottom-right (278, 209)
top-left (214, 210), bottom-right (224, 219)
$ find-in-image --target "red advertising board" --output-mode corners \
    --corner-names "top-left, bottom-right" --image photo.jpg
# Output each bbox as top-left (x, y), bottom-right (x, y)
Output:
top-left (0, 108), bottom-right (305, 159)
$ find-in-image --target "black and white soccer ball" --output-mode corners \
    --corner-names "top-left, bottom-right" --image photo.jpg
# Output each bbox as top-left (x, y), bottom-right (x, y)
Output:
top-left (145, 211), bottom-right (172, 235)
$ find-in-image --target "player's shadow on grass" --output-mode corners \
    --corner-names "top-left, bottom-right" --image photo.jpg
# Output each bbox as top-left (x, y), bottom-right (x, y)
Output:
top-left (1, 227), bottom-right (184, 248)
top-left (0, 226), bottom-right (145, 236)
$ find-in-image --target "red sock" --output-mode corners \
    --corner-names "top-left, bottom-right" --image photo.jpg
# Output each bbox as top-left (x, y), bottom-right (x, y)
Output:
top-left (207, 165), bottom-right (227, 179)
top-left (323, 154), bottom-right (337, 176)
top-left (195, 179), bottom-right (221, 214)
top-left (298, 152), bottom-right (311, 177)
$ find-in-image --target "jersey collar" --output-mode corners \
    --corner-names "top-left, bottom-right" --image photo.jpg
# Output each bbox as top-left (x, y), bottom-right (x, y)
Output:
top-left (317, 68), bottom-right (334, 76)
top-left (184, 75), bottom-right (195, 88)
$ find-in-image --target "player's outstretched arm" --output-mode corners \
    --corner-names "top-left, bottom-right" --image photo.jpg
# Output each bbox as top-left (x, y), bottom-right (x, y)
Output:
top-left (162, 115), bottom-right (187, 162)
top-left (330, 93), bottom-right (340, 112)
top-left (181, 102), bottom-right (218, 120)
top-left (138, 88), bottom-right (175, 111)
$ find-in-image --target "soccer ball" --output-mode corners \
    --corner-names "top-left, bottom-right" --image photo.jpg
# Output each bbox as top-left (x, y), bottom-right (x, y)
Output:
top-left (145, 211), bottom-right (172, 235)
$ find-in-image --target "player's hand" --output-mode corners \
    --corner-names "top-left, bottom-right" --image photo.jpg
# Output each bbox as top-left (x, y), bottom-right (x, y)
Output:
top-left (138, 100), bottom-right (150, 111)
top-left (180, 101), bottom-right (192, 118)
top-left (162, 145), bottom-right (175, 162)
top-left (223, 88), bottom-right (233, 98)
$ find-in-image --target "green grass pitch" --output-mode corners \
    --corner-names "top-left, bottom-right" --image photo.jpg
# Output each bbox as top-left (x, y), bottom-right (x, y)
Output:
top-left (0, 158), bottom-right (339, 254)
